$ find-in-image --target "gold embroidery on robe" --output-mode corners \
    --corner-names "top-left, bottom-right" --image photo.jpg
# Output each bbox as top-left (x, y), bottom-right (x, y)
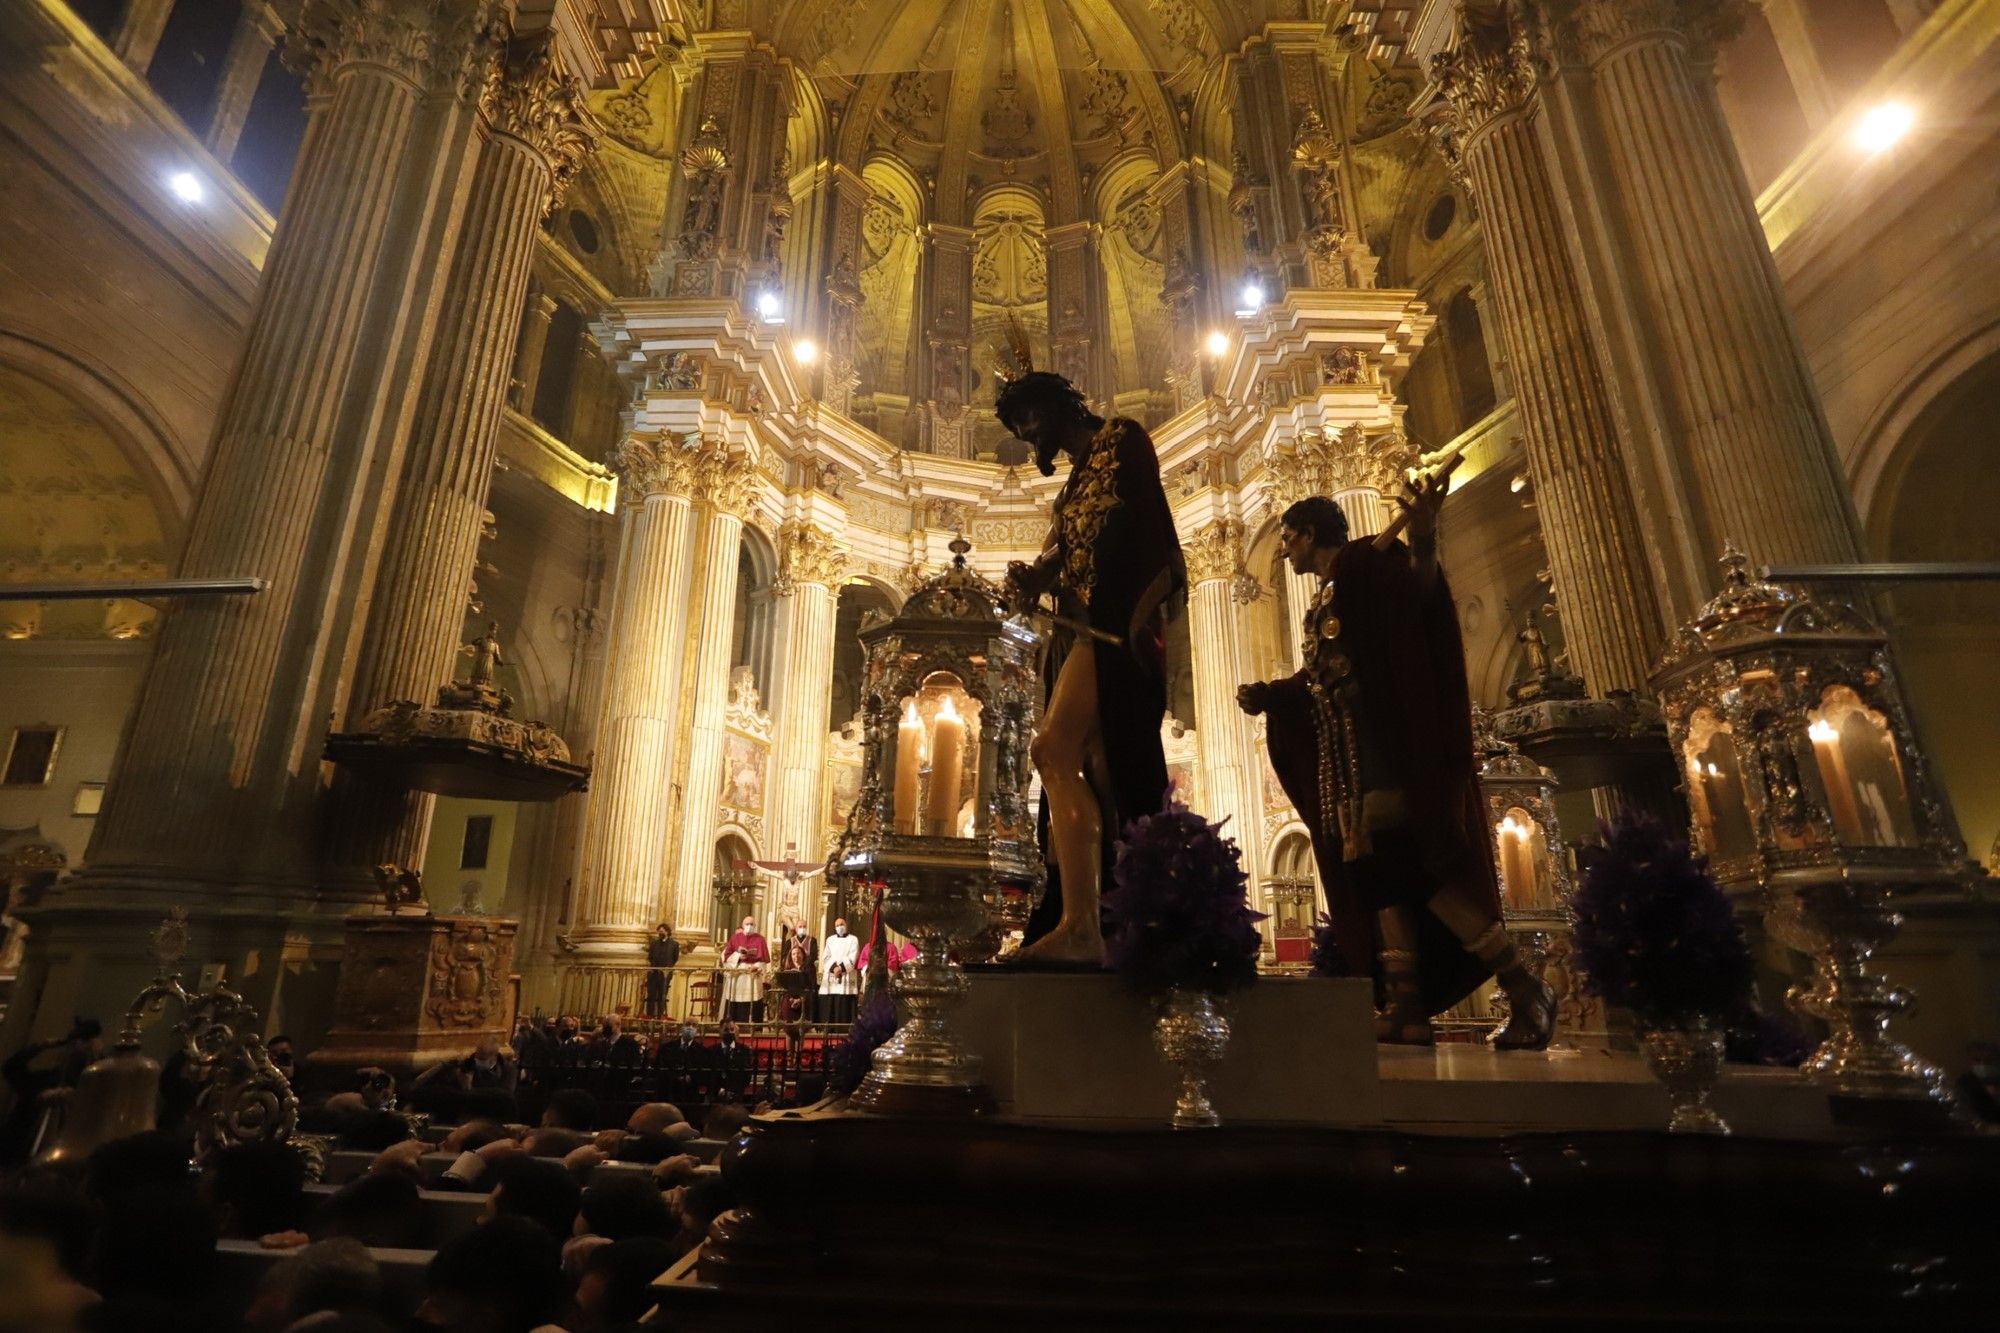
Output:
top-left (1055, 421), bottom-right (1126, 609)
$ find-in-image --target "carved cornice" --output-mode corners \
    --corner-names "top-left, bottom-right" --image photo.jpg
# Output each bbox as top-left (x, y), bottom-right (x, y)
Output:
top-left (773, 521), bottom-right (847, 594)
top-left (483, 33), bottom-right (598, 206)
top-left (1430, 5), bottom-right (1539, 137)
top-left (1184, 518), bottom-right (1245, 586)
top-left (287, 0), bottom-right (505, 103)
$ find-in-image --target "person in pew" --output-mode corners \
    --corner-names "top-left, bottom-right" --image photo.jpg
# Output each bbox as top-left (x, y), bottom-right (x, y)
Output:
top-left (416, 1216), bottom-right (568, 1333)
top-left (486, 1157), bottom-right (582, 1244)
top-left (240, 1236), bottom-right (383, 1333)
top-left (656, 1022), bottom-right (711, 1106)
top-left (280, 1171), bottom-right (423, 1252)
top-left (541, 1088), bottom-right (598, 1132)
top-left (205, 1139), bottom-right (308, 1239)
top-left (575, 1236), bottom-right (675, 1332)
top-left (650, 1154), bottom-right (701, 1189)
top-left (712, 1021), bottom-right (754, 1100)
top-left (88, 1183), bottom-right (222, 1333)
top-left (0, 1179), bottom-right (99, 1333)
top-left (666, 1176), bottom-right (732, 1260)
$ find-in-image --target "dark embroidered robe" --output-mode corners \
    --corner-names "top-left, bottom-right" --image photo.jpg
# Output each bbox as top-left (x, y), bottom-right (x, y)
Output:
top-left (1262, 537), bottom-right (1500, 1014)
top-left (1023, 417), bottom-right (1186, 944)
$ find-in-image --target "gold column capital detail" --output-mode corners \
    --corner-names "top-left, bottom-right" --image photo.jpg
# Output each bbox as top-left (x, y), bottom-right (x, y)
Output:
top-left (482, 32), bottom-right (598, 205)
top-left (773, 521), bottom-right (847, 595)
top-left (1184, 518), bottom-right (1246, 586)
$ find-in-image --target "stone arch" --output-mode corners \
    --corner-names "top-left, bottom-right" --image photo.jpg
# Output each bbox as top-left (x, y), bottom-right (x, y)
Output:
top-left (828, 579), bottom-right (898, 732)
top-left (0, 330), bottom-right (195, 526)
top-left (856, 154), bottom-right (926, 403)
top-left (1093, 152), bottom-right (1170, 396)
top-left (1863, 342), bottom-right (2000, 860)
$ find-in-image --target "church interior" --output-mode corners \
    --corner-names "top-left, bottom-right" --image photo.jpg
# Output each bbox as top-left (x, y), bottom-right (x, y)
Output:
top-left (1, 0), bottom-right (1998, 1327)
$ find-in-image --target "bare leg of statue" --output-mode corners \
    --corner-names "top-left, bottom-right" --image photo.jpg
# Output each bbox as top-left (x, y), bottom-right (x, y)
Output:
top-left (1426, 885), bottom-right (1556, 1050)
top-left (1021, 640), bottom-right (1106, 964)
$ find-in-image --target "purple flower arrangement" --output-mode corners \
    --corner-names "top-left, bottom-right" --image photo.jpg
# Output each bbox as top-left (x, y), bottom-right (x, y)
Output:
top-left (1570, 814), bottom-right (1754, 1029)
top-left (827, 989), bottom-right (898, 1096)
top-left (1310, 912), bottom-right (1348, 978)
top-left (1103, 799), bottom-right (1267, 997)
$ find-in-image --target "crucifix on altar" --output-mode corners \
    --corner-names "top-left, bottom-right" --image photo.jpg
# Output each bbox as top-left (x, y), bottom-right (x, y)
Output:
top-left (737, 842), bottom-right (827, 929)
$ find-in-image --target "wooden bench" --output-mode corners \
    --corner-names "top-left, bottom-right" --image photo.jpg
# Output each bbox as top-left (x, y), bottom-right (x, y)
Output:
top-left (213, 1238), bottom-right (432, 1319)
top-left (303, 1181), bottom-right (487, 1248)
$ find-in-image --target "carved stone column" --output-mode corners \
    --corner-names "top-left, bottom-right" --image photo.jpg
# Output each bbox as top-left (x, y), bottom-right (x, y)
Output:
top-left (765, 522), bottom-right (846, 875)
top-left (1045, 221), bottom-right (1102, 399)
top-left (510, 287), bottom-right (557, 411)
top-left (1539, 0), bottom-right (1867, 578)
top-left (567, 434), bottom-right (701, 958)
top-left (920, 223), bottom-right (975, 456)
top-left (207, 1), bottom-right (288, 163)
top-left (1184, 519), bottom-right (1264, 910)
top-left (112, 0), bottom-right (175, 75)
top-left (665, 449), bottom-right (757, 933)
top-left (332, 32), bottom-right (594, 876)
top-left (1431, 16), bottom-right (1667, 695)
top-left (81, 0), bottom-right (502, 893)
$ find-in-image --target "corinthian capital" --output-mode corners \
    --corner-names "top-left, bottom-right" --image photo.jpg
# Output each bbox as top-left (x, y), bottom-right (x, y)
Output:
top-left (1184, 519), bottom-right (1245, 586)
top-left (287, 0), bottom-right (505, 102)
top-left (773, 522), bottom-right (847, 595)
top-left (611, 430), bottom-right (698, 500)
top-left (483, 33), bottom-right (598, 205)
top-left (1540, 0), bottom-right (1748, 68)
top-left (1430, 5), bottom-right (1540, 136)
top-left (694, 446), bottom-right (759, 519)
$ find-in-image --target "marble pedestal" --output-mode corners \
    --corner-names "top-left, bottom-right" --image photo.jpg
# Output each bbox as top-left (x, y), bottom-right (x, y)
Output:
top-left (956, 971), bottom-right (1380, 1125)
top-left (311, 912), bottom-right (518, 1076)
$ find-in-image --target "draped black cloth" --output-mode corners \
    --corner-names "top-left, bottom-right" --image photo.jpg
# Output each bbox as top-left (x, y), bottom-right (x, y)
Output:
top-left (1262, 537), bottom-right (1499, 1014)
top-left (1023, 418), bottom-right (1186, 944)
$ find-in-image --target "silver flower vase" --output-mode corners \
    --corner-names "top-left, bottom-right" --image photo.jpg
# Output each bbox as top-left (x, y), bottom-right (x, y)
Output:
top-left (1641, 1023), bottom-right (1730, 1134)
top-left (1153, 988), bottom-right (1230, 1129)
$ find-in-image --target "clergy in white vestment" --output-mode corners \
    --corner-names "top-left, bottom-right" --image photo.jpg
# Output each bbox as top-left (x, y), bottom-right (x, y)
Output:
top-left (818, 917), bottom-right (860, 1024)
top-left (721, 914), bottom-right (769, 1022)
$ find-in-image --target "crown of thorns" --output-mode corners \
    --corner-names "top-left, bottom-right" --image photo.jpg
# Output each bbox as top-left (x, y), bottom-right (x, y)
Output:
top-left (991, 316), bottom-right (1088, 430)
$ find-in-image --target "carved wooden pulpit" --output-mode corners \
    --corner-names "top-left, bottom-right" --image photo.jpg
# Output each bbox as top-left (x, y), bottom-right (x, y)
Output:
top-left (315, 913), bottom-right (519, 1074)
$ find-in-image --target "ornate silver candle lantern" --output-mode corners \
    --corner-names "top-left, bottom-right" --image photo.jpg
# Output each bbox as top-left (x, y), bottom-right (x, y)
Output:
top-left (1473, 709), bottom-right (1579, 1023)
top-left (834, 539), bottom-right (1042, 1115)
top-left (1650, 550), bottom-right (1971, 1108)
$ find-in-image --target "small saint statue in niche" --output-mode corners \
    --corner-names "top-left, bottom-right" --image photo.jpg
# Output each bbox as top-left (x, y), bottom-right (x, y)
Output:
top-left (462, 622), bottom-right (505, 689)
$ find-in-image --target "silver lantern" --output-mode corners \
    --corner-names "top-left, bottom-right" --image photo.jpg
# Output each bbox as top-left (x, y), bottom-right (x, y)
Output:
top-left (834, 539), bottom-right (1042, 1115)
top-left (1650, 549), bottom-right (1972, 1110)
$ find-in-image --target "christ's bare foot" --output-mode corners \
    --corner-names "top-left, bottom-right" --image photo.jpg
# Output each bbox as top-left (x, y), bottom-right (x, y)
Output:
top-left (1015, 922), bottom-right (1107, 967)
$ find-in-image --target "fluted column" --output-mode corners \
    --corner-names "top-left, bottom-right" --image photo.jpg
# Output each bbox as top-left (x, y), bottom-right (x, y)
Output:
top-left (765, 523), bottom-right (846, 875)
top-left (510, 288), bottom-right (557, 410)
top-left (665, 451), bottom-right (757, 932)
top-left (1280, 563), bottom-right (1319, 669)
top-left (331, 33), bottom-right (594, 874)
top-left (1431, 18), bottom-right (1666, 694)
top-left (1185, 520), bottom-right (1264, 910)
top-left (207, 1), bottom-right (288, 163)
top-left (1548, 0), bottom-right (1865, 571)
top-left (567, 435), bottom-right (701, 957)
top-left (81, 0), bottom-right (494, 889)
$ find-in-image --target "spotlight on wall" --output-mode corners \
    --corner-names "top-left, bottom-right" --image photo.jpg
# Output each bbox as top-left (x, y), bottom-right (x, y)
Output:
top-left (1204, 329), bottom-right (1230, 358)
top-left (1852, 101), bottom-right (1915, 154)
top-left (1237, 281), bottom-right (1266, 314)
top-left (1509, 472), bottom-right (1529, 494)
top-left (168, 170), bottom-right (205, 203)
top-left (793, 338), bottom-right (820, 366)
top-left (756, 289), bottom-right (784, 322)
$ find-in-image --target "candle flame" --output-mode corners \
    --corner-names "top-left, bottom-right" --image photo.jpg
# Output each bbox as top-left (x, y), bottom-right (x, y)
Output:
top-left (938, 693), bottom-right (960, 721)
top-left (1808, 719), bottom-right (1839, 744)
top-left (1499, 814), bottom-right (1527, 839)
top-left (903, 700), bottom-right (919, 725)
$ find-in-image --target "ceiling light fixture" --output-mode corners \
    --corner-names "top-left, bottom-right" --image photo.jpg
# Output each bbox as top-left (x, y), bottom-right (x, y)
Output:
top-left (168, 170), bottom-right (205, 203)
top-left (793, 338), bottom-right (820, 365)
top-left (1852, 101), bottom-right (1915, 154)
top-left (1204, 329), bottom-right (1230, 358)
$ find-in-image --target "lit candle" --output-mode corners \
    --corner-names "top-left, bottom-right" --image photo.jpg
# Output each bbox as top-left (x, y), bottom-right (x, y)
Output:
top-left (926, 693), bottom-right (966, 836)
top-left (894, 699), bottom-right (923, 834)
top-left (1497, 813), bottom-right (1535, 908)
top-left (1808, 718), bottom-right (1864, 842)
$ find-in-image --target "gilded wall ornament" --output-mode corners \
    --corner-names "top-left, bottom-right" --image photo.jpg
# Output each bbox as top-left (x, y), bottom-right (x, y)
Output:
top-left (1183, 518), bottom-right (1245, 586)
top-left (774, 522), bottom-right (848, 595)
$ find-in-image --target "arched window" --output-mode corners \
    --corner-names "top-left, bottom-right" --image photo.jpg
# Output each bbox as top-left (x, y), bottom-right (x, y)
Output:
top-left (1444, 289), bottom-right (1497, 429)
top-left (731, 530), bottom-right (779, 704)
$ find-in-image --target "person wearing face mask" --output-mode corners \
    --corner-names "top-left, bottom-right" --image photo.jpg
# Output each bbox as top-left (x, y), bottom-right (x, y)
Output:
top-left (719, 914), bottom-right (768, 1022)
top-left (817, 918), bottom-right (860, 1024)
top-left (995, 326), bottom-right (1186, 968)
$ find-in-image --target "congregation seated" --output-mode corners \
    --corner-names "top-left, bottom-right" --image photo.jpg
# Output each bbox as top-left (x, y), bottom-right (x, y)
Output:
top-left (0, 1018), bottom-right (753, 1332)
